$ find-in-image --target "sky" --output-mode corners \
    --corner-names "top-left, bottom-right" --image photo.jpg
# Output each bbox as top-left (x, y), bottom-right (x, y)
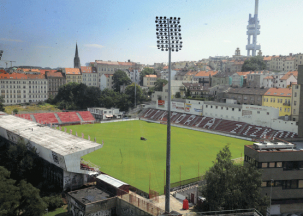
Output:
top-left (0, 0), bottom-right (303, 68)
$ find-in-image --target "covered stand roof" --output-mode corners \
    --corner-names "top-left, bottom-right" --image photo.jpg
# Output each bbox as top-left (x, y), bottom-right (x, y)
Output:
top-left (97, 174), bottom-right (129, 188)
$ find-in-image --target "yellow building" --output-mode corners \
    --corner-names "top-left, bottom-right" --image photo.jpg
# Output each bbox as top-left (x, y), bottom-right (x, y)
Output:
top-left (262, 88), bottom-right (292, 116)
top-left (63, 68), bottom-right (82, 84)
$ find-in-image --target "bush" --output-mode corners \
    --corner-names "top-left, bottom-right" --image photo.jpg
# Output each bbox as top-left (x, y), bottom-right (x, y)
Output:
top-left (42, 195), bottom-right (64, 211)
top-left (13, 108), bottom-right (18, 114)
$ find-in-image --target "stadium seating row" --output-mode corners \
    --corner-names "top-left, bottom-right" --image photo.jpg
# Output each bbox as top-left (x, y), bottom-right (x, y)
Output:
top-left (15, 111), bottom-right (95, 125)
top-left (141, 108), bottom-right (298, 140)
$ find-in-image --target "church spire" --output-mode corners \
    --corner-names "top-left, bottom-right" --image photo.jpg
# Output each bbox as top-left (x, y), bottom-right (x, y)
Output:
top-left (74, 42), bottom-right (80, 68)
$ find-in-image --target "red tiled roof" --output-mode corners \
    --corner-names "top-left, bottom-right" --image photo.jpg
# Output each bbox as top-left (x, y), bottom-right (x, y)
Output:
top-left (195, 70), bottom-right (218, 77)
top-left (65, 68), bottom-right (81, 75)
top-left (0, 73), bottom-right (45, 79)
top-left (264, 88), bottom-right (292, 97)
top-left (280, 71), bottom-right (298, 80)
top-left (163, 66), bottom-right (168, 70)
top-left (46, 71), bottom-right (64, 78)
top-left (18, 68), bottom-right (41, 73)
top-left (81, 66), bottom-right (92, 73)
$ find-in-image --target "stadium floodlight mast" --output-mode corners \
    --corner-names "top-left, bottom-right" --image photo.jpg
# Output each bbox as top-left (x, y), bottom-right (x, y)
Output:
top-left (155, 16), bottom-right (182, 214)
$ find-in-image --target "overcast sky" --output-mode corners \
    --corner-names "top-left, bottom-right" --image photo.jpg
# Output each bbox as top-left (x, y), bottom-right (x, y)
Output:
top-left (0, 0), bottom-right (302, 68)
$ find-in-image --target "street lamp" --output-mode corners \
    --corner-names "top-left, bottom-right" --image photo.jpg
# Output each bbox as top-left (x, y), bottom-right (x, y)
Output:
top-left (155, 16), bottom-right (182, 214)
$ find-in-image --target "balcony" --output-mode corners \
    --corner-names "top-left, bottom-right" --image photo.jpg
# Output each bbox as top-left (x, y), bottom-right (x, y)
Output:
top-left (283, 102), bottom-right (291, 106)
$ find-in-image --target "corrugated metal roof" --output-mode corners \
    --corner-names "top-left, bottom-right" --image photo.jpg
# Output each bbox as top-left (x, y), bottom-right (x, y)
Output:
top-left (97, 174), bottom-right (128, 188)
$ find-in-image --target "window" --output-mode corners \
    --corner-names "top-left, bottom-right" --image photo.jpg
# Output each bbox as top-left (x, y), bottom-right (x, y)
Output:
top-left (299, 180), bottom-right (303, 188)
top-left (262, 163), bottom-right (268, 168)
top-left (261, 182), bottom-right (267, 187)
top-left (269, 162), bottom-right (275, 168)
top-left (294, 101), bottom-right (297, 105)
top-left (276, 162), bottom-right (282, 167)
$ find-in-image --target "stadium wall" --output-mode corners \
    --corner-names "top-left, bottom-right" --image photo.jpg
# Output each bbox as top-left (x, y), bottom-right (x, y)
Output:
top-left (142, 119), bottom-right (252, 141)
top-left (154, 100), bottom-right (298, 133)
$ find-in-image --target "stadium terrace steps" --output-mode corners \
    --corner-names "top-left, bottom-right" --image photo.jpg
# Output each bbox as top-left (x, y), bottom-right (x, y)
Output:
top-left (14, 111), bottom-right (96, 125)
top-left (54, 113), bottom-right (62, 124)
top-left (56, 112), bottom-right (81, 123)
top-left (141, 108), bottom-right (298, 140)
top-left (30, 114), bottom-right (36, 122)
top-left (77, 111), bottom-right (95, 121)
top-left (76, 112), bottom-right (84, 121)
top-left (34, 113), bottom-right (59, 124)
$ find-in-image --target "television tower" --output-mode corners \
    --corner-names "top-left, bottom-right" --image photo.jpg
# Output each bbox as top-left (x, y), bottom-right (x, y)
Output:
top-left (246, 0), bottom-right (261, 57)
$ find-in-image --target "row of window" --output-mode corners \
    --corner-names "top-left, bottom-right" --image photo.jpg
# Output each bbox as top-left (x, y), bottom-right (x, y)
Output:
top-left (5, 99), bottom-right (45, 104)
top-left (262, 180), bottom-right (303, 189)
top-left (264, 98), bottom-right (290, 104)
top-left (0, 81), bottom-right (46, 84)
top-left (245, 155), bottom-right (303, 170)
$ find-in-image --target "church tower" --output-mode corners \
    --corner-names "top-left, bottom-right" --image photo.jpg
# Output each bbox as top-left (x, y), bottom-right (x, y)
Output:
top-left (74, 43), bottom-right (81, 68)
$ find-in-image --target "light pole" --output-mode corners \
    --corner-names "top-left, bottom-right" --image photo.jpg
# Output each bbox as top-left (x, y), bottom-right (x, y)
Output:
top-left (155, 16), bottom-right (182, 214)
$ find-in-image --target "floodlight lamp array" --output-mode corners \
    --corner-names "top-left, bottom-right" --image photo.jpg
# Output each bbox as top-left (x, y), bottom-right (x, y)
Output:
top-left (155, 16), bottom-right (183, 52)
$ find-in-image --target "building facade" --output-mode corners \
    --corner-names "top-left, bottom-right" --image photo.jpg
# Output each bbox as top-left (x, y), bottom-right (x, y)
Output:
top-left (244, 143), bottom-right (303, 214)
top-left (45, 71), bottom-right (65, 97)
top-left (262, 88), bottom-right (292, 117)
top-left (100, 74), bottom-right (114, 90)
top-left (291, 84), bottom-right (300, 122)
top-left (224, 87), bottom-right (268, 106)
top-left (62, 68), bottom-right (82, 84)
top-left (0, 73), bottom-right (48, 105)
top-left (143, 75), bottom-right (157, 87)
top-left (81, 66), bottom-right (98, 87)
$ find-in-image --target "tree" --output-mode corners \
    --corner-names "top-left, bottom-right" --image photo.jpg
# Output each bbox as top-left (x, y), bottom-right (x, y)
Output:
top-left (0, 166), bottom-right (20, 216)
top-left (186, 88), bottom-right (191, 97)
top-left (241, 56), bottom-right (266, 72)
top-left (154, 79), bottom-right (168, 91)
top-left (175, 92), bottom-right (181, 98)
top-left (201, 145), bottom-right (269, 214)
top-left (13, 109), bottom-right (18, 114)
top-left (140, 68), bottom-right (156, 85)
top-left (125, 83), bottom-right (144, 107)
top-left (112, 70), bottom-right (132, 92)
top-left (0, 96), bottom-right (5, 112)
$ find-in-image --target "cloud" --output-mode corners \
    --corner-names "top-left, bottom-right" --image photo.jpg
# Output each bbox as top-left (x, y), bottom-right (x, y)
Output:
top-left (0, 38), bottom-right (23, 42)
top-left (84, 44), bottom-right (104, 49)
top-left (36, 45), bottom-right (52, 48)
top-left (223, 40), bottom-right (231, 43)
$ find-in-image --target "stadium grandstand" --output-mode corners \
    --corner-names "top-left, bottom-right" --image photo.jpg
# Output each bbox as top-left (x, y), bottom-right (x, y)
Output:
top-left (0, 114), bottom-right (102, 191)
top-left (140, 108), bottom-right (298, 140)
top-left (15, 111), bottom-right (95, 125)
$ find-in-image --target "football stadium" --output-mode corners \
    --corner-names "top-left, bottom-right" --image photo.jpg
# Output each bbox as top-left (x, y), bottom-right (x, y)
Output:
top-left (60, 120), bottom-right (252, 194)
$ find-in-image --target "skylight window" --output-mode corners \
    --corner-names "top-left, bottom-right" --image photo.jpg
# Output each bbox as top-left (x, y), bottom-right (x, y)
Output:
top-left (267, 92), bottom-right (270, 94)
top-left (287, 93), bottom-right (291, 95)
top-left (274, 93), bottom-right (277, 94)
top-left (280, 93), bottom-right (284, 95)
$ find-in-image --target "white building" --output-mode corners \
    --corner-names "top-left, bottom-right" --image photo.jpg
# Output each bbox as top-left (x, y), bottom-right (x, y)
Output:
top-left (0, 73), bottom-right (48, 105)
top-left (160, 70), bottom-right (177, 81)
top-left (88, 107), bottom-right (123, 120)
top-left (100, 74), bottom-right (114, 91)
top-left (81, 66), bottom-right (98, 87)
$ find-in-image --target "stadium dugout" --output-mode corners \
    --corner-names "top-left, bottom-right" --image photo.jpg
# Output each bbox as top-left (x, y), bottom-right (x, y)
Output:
top-left (0, 114), bottom-right (102, 191)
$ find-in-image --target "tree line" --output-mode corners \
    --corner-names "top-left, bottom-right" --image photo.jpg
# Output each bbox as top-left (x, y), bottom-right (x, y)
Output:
top-left (0, 137), bottom-right (63, 216)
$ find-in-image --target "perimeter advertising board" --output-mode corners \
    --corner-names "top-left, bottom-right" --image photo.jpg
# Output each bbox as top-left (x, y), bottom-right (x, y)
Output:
top-left (184, 103), bottom-right (203, 115)
top-left (157, 100), bottom-right (166, 109)
top-left (172, 102), bottom-right (184, 112)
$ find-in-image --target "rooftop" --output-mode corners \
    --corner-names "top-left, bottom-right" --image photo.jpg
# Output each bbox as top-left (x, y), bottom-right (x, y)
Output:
top-left (145, 74), bottom-right (157, 78)
top-left (0, 73), bottom-right (45, 80)
top-left (0, 115), bottom-right (102, 156)
top-left (97, 174), bottom-right (129, 188)
top-left (64, 68), bottom-right (81, 75)
top-left (265, 88), bottom-right (292, 97)
top-left (68, 186), bottom-right (113, 205)
top-left (80, 66), bottom-right (93, 73)
top-left (227, 87), bottom-right (269, 95)
top-left (195, 70), bottom-right (218, 77)
top-left (246, 141), bottom-right (303, 152)
top-left (280, 70), bottom-right (298, 80)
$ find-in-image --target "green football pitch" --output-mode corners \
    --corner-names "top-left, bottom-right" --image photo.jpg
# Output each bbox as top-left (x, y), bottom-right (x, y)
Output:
top-left (61, 120), bottom-right (252, 194)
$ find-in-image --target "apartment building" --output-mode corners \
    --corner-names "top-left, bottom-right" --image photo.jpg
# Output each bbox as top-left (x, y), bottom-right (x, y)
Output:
top-left (0, 73), bottom-right (48, 105)
top-left (224, 87), bottom-right (268, 106)
top-left (45, 71), bottom-right (65, 97)
top-left (143, 75), bottom-right (157, 87)
top-left (100, 74), bottom-right (114, 90)
top-left (194, 70), bottom-right (218, 84)
top-left (278, 71), bottom-right (298, 88)
top-left (262, 88), bottom-right (292, 116)
top-left (62, 68), bottom-right (82, 84)
top-left (245, 143), bottom-right (303, 214)
top-left (81, 66), bottom-right (98, 87)
top-left (270, 56), bottom-right (295, 72)
top-left (291, 84), bottom-right (300, 122)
